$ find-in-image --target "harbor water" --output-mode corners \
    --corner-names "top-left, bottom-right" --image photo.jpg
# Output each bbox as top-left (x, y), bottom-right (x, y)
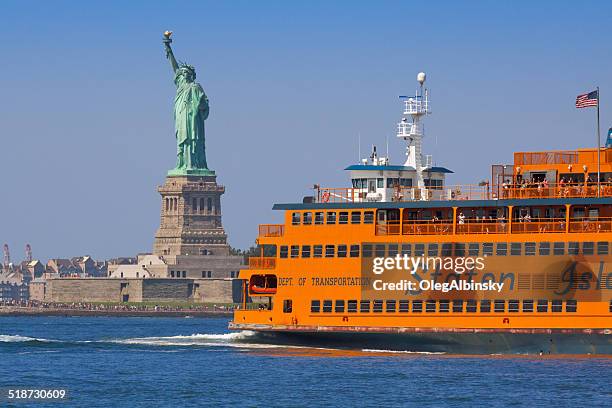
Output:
top-left (1, 316), bottom-right (610, 407)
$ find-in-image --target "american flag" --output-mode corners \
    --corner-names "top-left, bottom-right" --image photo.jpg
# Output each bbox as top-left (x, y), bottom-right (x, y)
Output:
top-left (576, 90), bottom-right (598, 108)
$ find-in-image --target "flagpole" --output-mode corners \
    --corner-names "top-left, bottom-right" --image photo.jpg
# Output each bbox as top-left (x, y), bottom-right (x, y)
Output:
top-left (596, 86), bottom-right (601, 197)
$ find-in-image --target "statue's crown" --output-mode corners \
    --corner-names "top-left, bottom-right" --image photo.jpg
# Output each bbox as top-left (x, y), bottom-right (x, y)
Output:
top-left (179, 61), bottom-right (196, 75)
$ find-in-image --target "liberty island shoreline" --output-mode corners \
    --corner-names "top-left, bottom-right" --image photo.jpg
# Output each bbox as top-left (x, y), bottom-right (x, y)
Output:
top-left (0, 302), bottom-right (233, 318)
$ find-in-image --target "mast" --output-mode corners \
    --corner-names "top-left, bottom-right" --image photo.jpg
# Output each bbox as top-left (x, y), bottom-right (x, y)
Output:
top-left (397, 72), bottom-right (431, 200)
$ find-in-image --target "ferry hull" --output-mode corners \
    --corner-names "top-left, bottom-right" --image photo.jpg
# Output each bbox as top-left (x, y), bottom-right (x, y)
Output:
top-left (229, 323), bottom-right (612, 354)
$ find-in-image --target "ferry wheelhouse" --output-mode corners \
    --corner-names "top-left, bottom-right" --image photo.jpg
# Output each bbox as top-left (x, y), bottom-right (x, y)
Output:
top-left (231, 74), bottom-right (612, 354)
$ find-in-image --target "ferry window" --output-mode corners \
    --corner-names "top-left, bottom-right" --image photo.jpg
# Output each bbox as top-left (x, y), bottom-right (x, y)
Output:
top-left (496, 243), bottom-right (507, 256)
top-left (537, 300), bottom-right (548, 313)
top-left (388, 244), bottom-right (398, 257)
top-left (314, 212), bottom-right (324, 224)
top-left (337, 245), bottom-right (347, 258)
top-left (483, 243), bottom-right (493, 256)
top-left (566, 299), bottom-right (577, 313)
top-left (439, 300), bottom-right (449, 313)
top-left (375, 178), bottom-right (383, 188)
top-left (428, 244), bottom-right (438, 257)
top-left (339, 212), bottom-right (349, 224)
top-left (350, 245), bottom-right (360, 257)
top-left (525, 242), bottom-right (536, 256)
top-left (364, 211), bottom-right (374, 224)
top-left (610, 300), bottom-right (612, 313)
top-left (508, 300), bottom-right (519, 313)
top-left (393, 300), bottom-right (405, 312)
top-left (325, 245), bottom-right (335, 258)
top-left (170, 271), bottom-right (175, 277)
top-left (335, 300), bottom-right (345, 313)
top-left (348, 300), bottom-right (358, 313)
top-left (494, 300), bottom-right (505, 313)
top-left (480, 300), bottom-right (491, 313)
top-left (375, 244), bottom-right (386, 257)
top-left (322, 300), bottom-right (333, 313)
top-left (466, 300), bottom-right (477, 312)
top-left (468, 243), bottom-right (480, 256)
top-left (362, 244), bottom-right (372, 258)
top-left (551, 300), bottom-right (563, 312)
top-left (568, 242), bottom-right (579, 255)
top-left (425, 300), bottom-right (436, 313)
top-left (522, 300), bottom-right (534, 313)
top-left (292, 212), bottom-right (301, 225)
top-left (441, 243), bottom-right (453, 256)
top-left (452, 300), bottom-right (463, 313)
top-left (597, 241), bottom-right (608, 255)
top-left (415, 244), bottom-right (425, 256)
top-left (373, 300), bottom-right (383, 313)
top-left (412, 300), bottom-right (423, 313)
top-left (280, 246), bottom-right (288, 258)
top-left (351, 211), bottom-right (362, 224)
top-left (302, 245), bottom-right (311, 258)
top-left (454, 243), bottom-right (465, 257)
top-left (386, 178), bottom-right (400, 188)
top-left (539, 242), bottom-right (551, 256)
top-left (290, 245), bottom-right (299, 258)
top-left (386, 300), bottom-right (397, 312)
top-left (400, 178), bottom-right (412, 187)
top-left (553, 242), bottom-right (565, 255)
top-left (401, 244), bottom-right (411, 256)
top-left (313, 245), bottom-right (323, 258)
top-left (310, 300), bottom-right (320, 313)
top-left (326, 212), bottom-right (336, 225)
top-left (582, 242), bottom-right (594, 255)
top-left (510, 242), bottom-right (522, 256)
top-left (283, 299), bottom-right (293, 313)
top-left (303, 212), bottom-right (312, 225)
top-left (360, 300), bottom-right (370, 313)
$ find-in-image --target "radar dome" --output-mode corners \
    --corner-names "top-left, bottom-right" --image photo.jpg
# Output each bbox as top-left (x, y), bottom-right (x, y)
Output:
top-left (417, 72), bottom-right (426, 84)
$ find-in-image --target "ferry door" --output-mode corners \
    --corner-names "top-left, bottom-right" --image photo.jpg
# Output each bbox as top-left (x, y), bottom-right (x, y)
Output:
top-left (368, 179), bottom-right (377, 193)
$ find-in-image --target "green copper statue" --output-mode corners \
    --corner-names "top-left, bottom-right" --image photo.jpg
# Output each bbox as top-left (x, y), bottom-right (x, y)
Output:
top-left (163, 31), bottom-right (214, 176)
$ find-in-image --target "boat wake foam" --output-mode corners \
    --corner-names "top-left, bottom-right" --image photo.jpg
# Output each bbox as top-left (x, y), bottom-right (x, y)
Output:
top-left (106, 331), bottom-right (284, 348)
top-left (0, 334), bottom-right (54, 343)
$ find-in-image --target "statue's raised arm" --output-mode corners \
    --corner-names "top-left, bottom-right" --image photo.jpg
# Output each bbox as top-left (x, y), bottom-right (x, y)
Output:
top-left (163, 31), bottom-right (178, 73)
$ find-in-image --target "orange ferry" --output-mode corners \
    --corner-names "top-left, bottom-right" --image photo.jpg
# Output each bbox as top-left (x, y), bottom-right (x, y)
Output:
top-left (230, 73), bottom-right (612, 354)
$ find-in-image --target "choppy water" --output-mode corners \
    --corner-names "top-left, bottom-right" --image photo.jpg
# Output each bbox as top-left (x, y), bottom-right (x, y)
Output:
top-left (0, 316), bottom-right (610, 407)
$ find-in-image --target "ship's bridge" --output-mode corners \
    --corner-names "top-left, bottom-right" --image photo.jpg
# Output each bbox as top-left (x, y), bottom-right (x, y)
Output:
top-left (345, 163), bottom-right (453, 202)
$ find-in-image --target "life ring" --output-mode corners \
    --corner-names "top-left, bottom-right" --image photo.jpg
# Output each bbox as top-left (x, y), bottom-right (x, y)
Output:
top-left (321, 191), bottom-right (330, 203)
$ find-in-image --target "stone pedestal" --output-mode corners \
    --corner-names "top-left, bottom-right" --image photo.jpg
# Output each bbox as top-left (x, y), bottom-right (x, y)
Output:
top-left (154, 175), bottom-right (229, 257)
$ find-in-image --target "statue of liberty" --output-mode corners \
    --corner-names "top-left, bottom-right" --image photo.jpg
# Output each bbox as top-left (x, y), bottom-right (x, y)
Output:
top-left (163, 31), bottom-right (214, 176)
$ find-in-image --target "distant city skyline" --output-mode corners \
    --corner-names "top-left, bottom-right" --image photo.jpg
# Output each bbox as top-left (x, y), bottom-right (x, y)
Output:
top-left (0, 0), bottom-right (610, 261)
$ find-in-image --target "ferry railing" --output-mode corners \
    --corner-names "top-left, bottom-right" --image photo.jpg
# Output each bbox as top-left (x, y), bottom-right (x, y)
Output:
top-left (402, 220), bottom-right (453, 235)
top-left (500, 183), bottom-right (612, 200)
top-left (375, 221), bottom-right (401, 235)
top-left (317, 188), bottom-right (358, 203)
top-left (456, 220), bottom-right (507, 234)
top-left (316, 182), bottom-right (612, 203)
top-left (248, 257), bottom-right (276, 269)
top-left (510, 218), bottom-right (566, 234)
top-left (259, 224), bottom-right (284, 237)
top-left (568, 217), bottom-right (612, 233)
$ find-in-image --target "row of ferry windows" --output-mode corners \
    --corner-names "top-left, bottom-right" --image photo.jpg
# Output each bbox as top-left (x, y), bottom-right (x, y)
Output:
top-left (292, 211), bottom-right (374, 226)
top-left (279, 241), bottom-right (610, 258)
top-left (310, 299), bottom-right (579, 314)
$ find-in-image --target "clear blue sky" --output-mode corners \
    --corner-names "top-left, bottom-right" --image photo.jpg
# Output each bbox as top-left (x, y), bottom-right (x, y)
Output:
top-left (0, 0), bottom-right (610, 262)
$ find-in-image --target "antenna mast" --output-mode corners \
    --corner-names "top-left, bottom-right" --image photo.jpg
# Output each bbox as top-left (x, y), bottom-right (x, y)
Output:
top-left (397, 72), bottom-right (431, 200)
top-left (3, 244), bottom-right (10, 269)
top-left (25, 244), bottom-right (32, 263)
